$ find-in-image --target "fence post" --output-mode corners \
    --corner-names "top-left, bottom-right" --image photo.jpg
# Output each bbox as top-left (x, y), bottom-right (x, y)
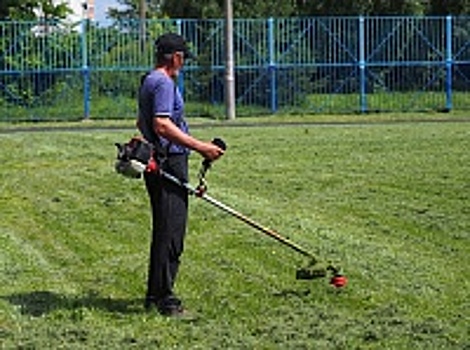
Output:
top-left (359, 16), bottom-right (367, 113)
top-left (81, 19), bottom-right (90, 119)
top-left (268, 17), bottom-right (277, 114)
top-left (445, 15), bottom-right (453, 112)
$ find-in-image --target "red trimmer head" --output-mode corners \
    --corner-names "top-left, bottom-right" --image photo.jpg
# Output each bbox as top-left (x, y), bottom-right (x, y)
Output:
top-left (296, 261), bottom-right (347, 288)
top-left (330, 274), bottom-right (348, 288)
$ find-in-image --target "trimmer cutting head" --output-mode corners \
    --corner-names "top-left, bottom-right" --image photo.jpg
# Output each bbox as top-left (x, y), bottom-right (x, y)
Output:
top-left (296, 260), bottom-right (348, 288)
top-left (296, 263), bottom-right (327, 280)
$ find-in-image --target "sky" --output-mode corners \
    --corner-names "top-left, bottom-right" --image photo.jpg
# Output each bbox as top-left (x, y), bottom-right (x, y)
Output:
top-left (94, 0), bottom-right (123, 22)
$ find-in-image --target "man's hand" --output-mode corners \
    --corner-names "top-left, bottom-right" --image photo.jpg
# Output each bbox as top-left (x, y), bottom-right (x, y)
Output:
top-left (197, 141), bottom-right (225, 161)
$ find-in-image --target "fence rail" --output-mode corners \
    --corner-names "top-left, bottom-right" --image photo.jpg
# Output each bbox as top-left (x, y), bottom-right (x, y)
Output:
top-left (0, 16), bottom-right (469, 121)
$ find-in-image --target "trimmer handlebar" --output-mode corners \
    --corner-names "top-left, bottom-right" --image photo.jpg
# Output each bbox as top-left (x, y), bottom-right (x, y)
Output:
top-left (198, 138), bottom-right (227, 193)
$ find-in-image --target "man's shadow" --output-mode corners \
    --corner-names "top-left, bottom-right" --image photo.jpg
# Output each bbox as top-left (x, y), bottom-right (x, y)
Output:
top-left (3, 290), bottom-right (143, 317)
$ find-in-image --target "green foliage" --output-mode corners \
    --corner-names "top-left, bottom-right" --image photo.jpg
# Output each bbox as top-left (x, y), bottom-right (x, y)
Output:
top-left (0, 22), bottom-right (81, 109)
top-left (36, 0), bottom-right (72, 20)
top-left (0, 0), bottom-right (72, 20)
top-left (427, 0), bottom-right (470, 15)
top-left (108, 0), bottom-right (470, 19)
top-left (0, 0), bottom-right (38, 20)
top-left (0, 119), bottom-right (469, 348)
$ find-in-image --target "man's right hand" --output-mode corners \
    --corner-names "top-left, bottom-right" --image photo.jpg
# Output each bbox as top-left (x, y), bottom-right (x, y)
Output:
top-left (198, 141), bottom-right (225, 161)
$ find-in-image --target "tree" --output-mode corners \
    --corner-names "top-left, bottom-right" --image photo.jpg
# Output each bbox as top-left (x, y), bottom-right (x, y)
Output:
top-left (0, 0), bottom-right (38, 20)
top-left (36, 0), bottom-right (72, 21)
top-left (369, 0), bottom-right (426, 15)
top-left (0, 0), bottom-right (71, 20)
top-left (232, 1), bottom-right (298, 18)
top-left (107, 0), bottom-right (470, 19)
top-left (296, 0), bottom-right (370, 16)
top-left (110, 0), bottom-right (300, 19)
top-left (295, 0), bottom-right (428, 16)
top-left (427, 0), bottom-right (470, 15)
top-left (160, 0), bottom-right (221, 18)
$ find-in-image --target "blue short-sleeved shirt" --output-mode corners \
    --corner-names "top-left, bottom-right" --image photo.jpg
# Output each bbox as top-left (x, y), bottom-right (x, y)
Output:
top-left (138, 70), bottom-right (189, 155)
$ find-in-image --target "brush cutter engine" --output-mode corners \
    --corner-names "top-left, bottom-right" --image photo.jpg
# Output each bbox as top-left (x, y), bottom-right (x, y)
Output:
top-left (115, 137), bottom-right (157, 178)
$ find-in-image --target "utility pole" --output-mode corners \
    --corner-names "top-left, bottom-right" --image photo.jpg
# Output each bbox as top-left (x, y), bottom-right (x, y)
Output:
top-left (224, 0), bottom-right (236, 120)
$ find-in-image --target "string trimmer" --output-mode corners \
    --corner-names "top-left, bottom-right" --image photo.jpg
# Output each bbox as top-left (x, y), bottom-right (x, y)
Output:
top-left (115, 137), bottom-right (347, 288)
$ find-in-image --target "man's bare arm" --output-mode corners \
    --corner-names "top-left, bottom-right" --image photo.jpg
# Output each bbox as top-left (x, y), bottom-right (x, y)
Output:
top-left (153, 117), bottom-right (224, 161)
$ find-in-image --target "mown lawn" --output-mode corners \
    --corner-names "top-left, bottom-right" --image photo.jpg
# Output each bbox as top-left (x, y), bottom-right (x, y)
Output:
top-left (0, 118), bottom-right (469, 349)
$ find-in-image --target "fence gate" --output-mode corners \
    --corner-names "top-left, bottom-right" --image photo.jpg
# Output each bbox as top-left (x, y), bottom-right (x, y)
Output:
top-left (453, 16), bottom-right (470, 110)
top-left (272, 17), bottom-right (362, 114)
top-left (364, 17), bottom-right (450, 112)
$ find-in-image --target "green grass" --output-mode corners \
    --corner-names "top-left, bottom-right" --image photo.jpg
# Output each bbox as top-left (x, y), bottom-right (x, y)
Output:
top-left (1, 90), bottom-right (469, 122)
top-left (0, 118), bottom-right (469, 349)
top-left (0, 110), bottom-right (469, 133)
top-left (304, 92), bottom-right (470, 113)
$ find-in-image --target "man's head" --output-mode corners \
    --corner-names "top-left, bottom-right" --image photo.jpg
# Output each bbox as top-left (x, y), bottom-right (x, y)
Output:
top-left (154, 33), bottom-right (193, 76)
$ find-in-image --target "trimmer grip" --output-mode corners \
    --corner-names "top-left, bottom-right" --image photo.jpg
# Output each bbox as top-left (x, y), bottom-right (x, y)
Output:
top-left (212, 137), bottom-right (227, 151)
top-left (202, 138), bottom-right (227, 167)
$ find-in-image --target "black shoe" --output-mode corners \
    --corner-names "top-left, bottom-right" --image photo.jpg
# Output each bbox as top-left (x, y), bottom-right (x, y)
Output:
top-left (144, 295), bottom-right (181, 312)
top-left (156, 295), bottom-right (181, 313)
top-left (158, 303), bottom-right (185, 317)
top-left (157, 296), bottom-right (197, 320)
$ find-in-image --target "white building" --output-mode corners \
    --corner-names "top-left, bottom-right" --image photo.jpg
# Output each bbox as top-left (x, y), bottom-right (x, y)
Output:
top-left (66, 0), bottom-right (95, 22)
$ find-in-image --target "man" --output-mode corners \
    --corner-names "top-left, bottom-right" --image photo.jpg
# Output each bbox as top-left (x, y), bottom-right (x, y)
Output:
top-left (137, 33), bottom-right (224, 317)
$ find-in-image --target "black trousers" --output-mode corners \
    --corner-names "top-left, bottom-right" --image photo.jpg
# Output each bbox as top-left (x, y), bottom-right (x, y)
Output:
top-left (143, 154), bottom-right (188, 303)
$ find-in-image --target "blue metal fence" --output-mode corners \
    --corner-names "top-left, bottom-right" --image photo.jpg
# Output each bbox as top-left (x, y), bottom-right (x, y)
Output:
top-left (0, 16), bottom-right (469, 121)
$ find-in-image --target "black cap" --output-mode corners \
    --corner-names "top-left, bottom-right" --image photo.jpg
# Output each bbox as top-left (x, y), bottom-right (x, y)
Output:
top-left (155, 33), bottom-right (194, 59)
